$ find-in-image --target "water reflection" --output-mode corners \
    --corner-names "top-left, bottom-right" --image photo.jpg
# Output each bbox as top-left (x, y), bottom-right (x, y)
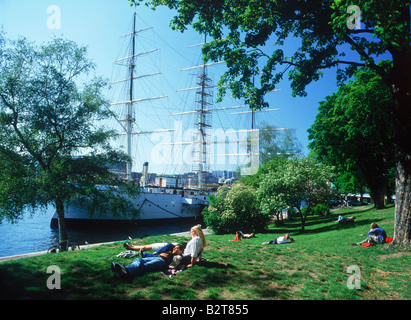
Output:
top-left (0, 206), bottom-right (200, 258)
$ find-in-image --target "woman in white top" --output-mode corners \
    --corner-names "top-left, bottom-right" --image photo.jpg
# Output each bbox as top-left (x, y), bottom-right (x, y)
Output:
top-left (183, 225), bottom-right (206, 267)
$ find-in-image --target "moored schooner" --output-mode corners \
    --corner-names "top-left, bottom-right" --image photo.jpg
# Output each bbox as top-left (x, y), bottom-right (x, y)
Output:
top-left (51, 8), bottom-right (209, 228)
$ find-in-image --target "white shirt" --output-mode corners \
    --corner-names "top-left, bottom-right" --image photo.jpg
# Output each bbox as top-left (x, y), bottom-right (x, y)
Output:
top-left (277, 236), bottom-right (291, 244)
top-left (183, 236), bottom-right (203, 258)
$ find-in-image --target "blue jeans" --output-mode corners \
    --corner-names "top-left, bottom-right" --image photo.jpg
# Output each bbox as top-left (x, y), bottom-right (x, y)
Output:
top-left (125, 257), bottom-right (167, 277)
top-left (144, 243), bottom-right (175, 258)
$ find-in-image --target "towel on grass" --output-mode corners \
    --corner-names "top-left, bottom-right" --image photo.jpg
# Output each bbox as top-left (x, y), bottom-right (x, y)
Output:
top-left (117, 250), bottom-right (140, 258)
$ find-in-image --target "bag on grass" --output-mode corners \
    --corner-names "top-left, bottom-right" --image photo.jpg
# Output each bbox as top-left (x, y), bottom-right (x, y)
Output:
top-left (362, 242), bottom-right (374, 247)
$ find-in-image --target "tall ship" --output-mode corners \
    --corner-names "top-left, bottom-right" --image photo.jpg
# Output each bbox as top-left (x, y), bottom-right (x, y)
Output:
top-left (51, 9), bottom-right (213, 228)
top-left (50, 7), bottom-right (281, 228)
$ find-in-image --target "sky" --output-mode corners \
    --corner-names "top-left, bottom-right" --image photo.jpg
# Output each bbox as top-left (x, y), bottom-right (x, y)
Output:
top-left (0, 0), bottom-right (361, 176)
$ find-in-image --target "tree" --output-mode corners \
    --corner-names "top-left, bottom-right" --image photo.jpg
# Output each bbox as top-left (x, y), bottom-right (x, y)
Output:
top-left (257, 157), bottom-right (336, 232)
top-left (241, 156), bottom-right (286, 189)
top-left (203, 182), bottom-right (270, 234)
top-left (331, 170), bottom-right (367, 203)
top-left (308, 64), bottom-right (395, 209)
top-left (0, 37), bottom-right (140, 249)
top-left (237, 123), bottom-right (301, 185)
top-left (258, 123), bottom-right (302, 164)
top-left (131, 0), bottom-right (410, 247)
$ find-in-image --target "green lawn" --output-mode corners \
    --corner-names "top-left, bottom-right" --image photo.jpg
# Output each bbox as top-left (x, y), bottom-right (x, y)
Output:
top-left (0, 204), bottom-right (409, 300)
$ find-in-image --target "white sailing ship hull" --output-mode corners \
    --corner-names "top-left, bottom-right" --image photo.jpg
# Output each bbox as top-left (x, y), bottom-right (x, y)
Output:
top-left (50, 189), bottom-right (208, 228)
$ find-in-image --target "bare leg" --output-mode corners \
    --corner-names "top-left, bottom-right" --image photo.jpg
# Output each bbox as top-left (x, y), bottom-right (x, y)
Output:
top-left (124, 243), bottom-right (153, 251)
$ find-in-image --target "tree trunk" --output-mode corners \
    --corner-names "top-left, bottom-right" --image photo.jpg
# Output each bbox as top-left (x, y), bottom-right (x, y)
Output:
top-left (392, 99), bottom-right (411, 247)
top-left (275, 211), bottom-right (284, 226)
top-left (389, 38), bottom-right (411, 247)
top-left (55, 198), bottom-right (69, 251)
top-left (369, 183), bottom-right (387, 210)
top-left (299, 207), bottom-right (307, 233)
top-left (393, 158), bottom-right (411, 247)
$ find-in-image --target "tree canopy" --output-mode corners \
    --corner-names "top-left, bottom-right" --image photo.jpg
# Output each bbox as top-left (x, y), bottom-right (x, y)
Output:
top-left (133, 0), bottom-right (409, 106)
top-left (203, 182), bottom-right (270, 234)
top-left (257, 157), bottom-right (335, 232)
top-left (0, 37), bottom-right (140, 247)
top-left (258, 123), bottom-right (302, 164)
top-left (308, 63), bottom-right (395, 208)
top-left (131, 0), bottom-right (411, 246)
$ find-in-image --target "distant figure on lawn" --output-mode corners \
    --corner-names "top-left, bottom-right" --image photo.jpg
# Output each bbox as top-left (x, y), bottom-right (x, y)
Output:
top-left (241, 232), bottom-right (256, 239)
top-left (333, 215), bottom-right (355, 224)
top-left (262, 233), bottom-right (295, 245)
top-left (229, 231), bottom-right (256, 242)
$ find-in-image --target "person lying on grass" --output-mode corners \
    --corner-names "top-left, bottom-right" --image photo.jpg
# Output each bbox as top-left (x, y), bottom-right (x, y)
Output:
top-left (262, 233), bottom-right (295, 245)
top-left (111, 243), bottom-right (184, 279)
top-left (112, 225), bottom-right (207, 278)
top-left (123, 241), bottom-right (179, 253)
top-left (122, 225), bottom-right (206, 269)
top-left (333, 215), bottom-right (355, 224)
top-left (229, 231), bottom-right (256, 241)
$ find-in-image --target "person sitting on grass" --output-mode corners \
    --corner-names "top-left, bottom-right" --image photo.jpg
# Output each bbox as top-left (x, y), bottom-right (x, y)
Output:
top-left (229, 231), bottom-right (243, 242)
top-left (182, 225), bottom-right (206, 268)
top-left (111, 243), bottom-right (184, 279)
top-left (351, 223), bottom-right (387, 246)
top-left (262, 233), bottom-right (295, 245)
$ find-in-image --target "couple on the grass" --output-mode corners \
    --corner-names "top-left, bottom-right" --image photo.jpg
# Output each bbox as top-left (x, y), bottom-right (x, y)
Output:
top-left (111, 225), bottom-right (206, 279)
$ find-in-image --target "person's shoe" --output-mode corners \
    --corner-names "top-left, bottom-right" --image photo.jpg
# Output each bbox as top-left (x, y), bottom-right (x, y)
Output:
top-left (111, 262), bottom-right (129, 279)
top-left (111, 262), bottom-right (119, 278)
top-left (140, 248), bottom-right (145, 258)
top-left (351, 243), bottom-right (358, 246)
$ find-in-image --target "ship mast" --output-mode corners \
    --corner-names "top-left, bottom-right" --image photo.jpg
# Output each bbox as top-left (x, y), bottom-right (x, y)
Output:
top-left (126, 9), bottom-right (137, 179)
top-left (195, 36), bottom-right (212, 189)
top-left (172, 36), bottom-right (245, 189)
top-left (110, 6), bottom-right (167, 180)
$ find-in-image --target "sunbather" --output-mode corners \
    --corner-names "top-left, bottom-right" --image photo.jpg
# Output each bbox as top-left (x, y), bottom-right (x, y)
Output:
top-left (111, 243), bottom-right (184, 279)
top-left (333, 215), bottom-right (355, 223)
top-left (123, 241), bottom-right (180, 252)
top-left (262, 233), bottom-right (294, 245)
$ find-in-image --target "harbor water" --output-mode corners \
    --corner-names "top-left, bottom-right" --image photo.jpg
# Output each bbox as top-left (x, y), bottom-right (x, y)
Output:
top-left (0, 206), bottom-right (200, 258)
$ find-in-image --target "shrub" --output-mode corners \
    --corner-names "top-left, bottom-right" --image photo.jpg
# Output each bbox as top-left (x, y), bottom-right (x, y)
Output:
top-left (301, 203), bottom-right (330, 217)
top-left (202, 182), bottom-right (270, 234)
top-left (312, 203), bottom-right (330, 216)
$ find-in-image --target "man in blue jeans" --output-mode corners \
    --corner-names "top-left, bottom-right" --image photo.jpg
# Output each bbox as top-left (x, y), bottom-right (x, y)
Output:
top-left (111, 243), bottom-right (183, 279)
top-left (351, 223), bottom-right (387, 246)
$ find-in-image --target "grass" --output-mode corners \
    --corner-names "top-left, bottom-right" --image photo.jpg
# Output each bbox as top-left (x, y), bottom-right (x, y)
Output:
top-left (0, 204), bottom-right (410, 300)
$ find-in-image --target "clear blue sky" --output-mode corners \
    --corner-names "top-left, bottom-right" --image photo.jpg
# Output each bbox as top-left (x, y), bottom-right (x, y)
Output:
top-left (0, 0), bottom-right (370, 175)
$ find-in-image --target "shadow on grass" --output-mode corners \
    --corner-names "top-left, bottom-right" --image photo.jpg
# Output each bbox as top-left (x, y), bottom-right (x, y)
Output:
top-left (198, 260), bottom-right (235, 269)
top-left (195, 261), bottom-right (297, 299)
top-left (0, 262), bottom-right (66, 300)
top-left (263, 206), bottom-right (392, 236)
